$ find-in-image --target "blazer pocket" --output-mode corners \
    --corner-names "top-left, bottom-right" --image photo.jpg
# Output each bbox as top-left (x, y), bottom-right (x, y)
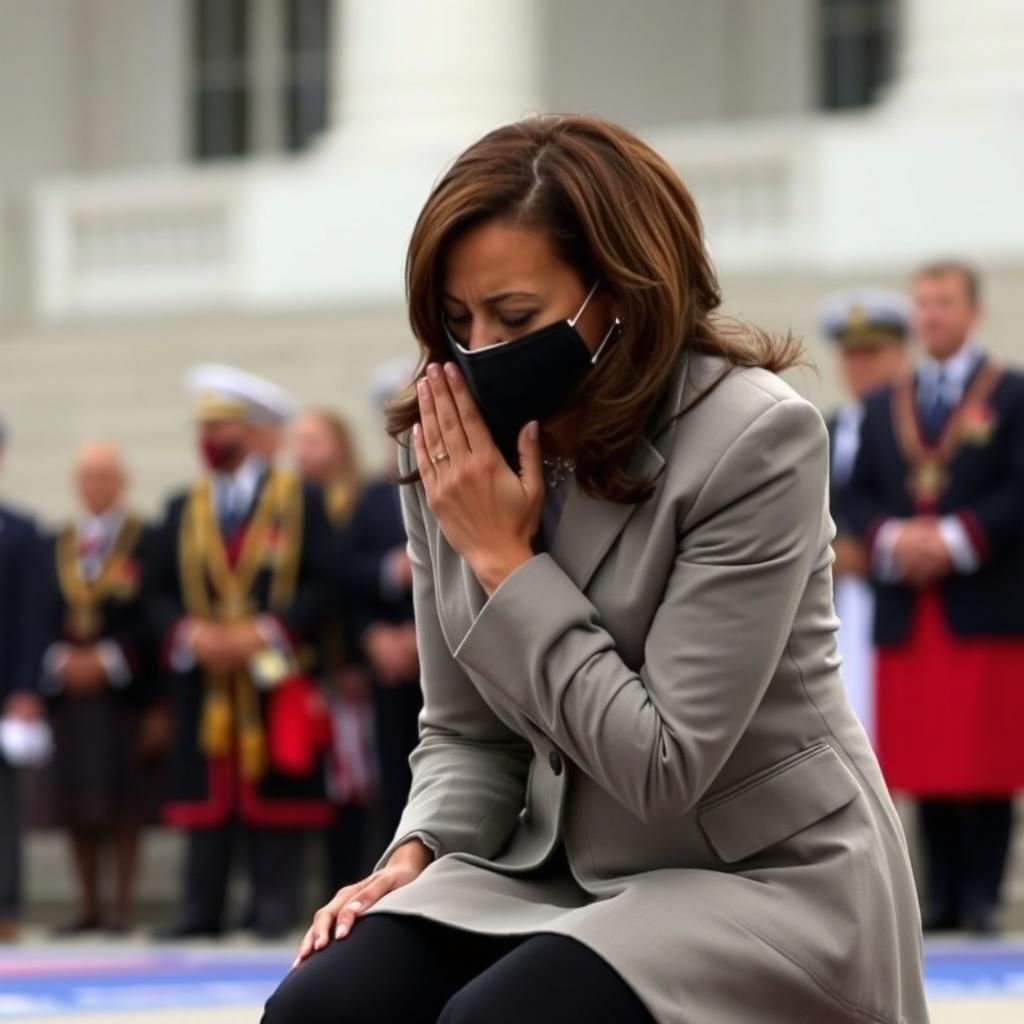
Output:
top-left (698, 742), bottom-right (861, 865)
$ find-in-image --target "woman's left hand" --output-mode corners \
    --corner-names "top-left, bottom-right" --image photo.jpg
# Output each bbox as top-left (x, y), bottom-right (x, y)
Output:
top-left (413, 362), bottom-right (542, 595)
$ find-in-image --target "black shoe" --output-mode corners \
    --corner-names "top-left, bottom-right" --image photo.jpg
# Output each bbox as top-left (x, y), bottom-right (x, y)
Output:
top-left (152, 920), bottom-right (223, 941)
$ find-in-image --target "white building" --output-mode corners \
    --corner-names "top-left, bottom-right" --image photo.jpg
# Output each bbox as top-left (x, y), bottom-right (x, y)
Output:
top-left (1, 0), bottom-right (1023, 518)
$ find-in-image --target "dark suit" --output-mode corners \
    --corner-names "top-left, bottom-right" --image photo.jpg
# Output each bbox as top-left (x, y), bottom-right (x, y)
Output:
top-left (845, 356), bottom-right (1024, 930)
top-left (144, 469), bottom-right (334, 936)
top-left (39, 517), bottom-right (159, 828)
top-left (846, 362), bottom-right (1024, 646)
top-left (344, 476), bottom-right (421, 845)
top-left (0, 503), bottom-right (47, 919)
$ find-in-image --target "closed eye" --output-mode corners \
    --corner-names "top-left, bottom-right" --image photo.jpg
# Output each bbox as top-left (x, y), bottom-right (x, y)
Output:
top-left (500, 312), bottom-right (536, 330)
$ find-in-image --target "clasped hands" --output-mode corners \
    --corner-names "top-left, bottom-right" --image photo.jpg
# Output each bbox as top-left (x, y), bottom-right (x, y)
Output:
top-left (413, 361), bottom-right (544, 595)
top-left (188, 618), bottom-right (268, 674)
top-left (59, 646), bottom-right (110, 694)
top-left (891, 516), bottom-right (954, 588)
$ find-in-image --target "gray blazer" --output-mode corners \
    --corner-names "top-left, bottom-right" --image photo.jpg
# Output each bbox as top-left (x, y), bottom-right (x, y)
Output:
top-left (368, 350), bottom-right (928, 1024)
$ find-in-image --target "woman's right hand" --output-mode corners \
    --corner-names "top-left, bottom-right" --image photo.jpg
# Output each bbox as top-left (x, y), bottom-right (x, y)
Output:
top-left (292, 837), bottom-right (434, 968)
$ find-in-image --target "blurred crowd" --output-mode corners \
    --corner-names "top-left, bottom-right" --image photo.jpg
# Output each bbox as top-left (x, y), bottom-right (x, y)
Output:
top-left (0, 257), bottom-right (1021, 943)
top-left (0, 357), bottom-right (422, 941)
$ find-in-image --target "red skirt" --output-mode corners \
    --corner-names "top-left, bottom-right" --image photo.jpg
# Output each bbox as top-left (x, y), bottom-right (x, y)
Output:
top-left (876, 589), bottom-right (1024, 796)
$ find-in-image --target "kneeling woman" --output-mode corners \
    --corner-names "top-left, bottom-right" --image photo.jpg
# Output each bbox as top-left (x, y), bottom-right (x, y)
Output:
top-left (264, 115), bottom-right (928, 1024)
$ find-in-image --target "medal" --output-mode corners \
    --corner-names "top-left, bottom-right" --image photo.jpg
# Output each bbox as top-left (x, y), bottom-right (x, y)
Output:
top-left (68, 603), bottom-right (101, 641)
top-left (908, 460), bottom-right (948, 503)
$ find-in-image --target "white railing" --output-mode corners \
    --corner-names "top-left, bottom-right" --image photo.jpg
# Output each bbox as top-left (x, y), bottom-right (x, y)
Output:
top-left (652, 122), bottom-right (818, 271)
top-left (33, 169), bottom-right (246, 319)
top-left (29, 122), bottom-right (821, 321)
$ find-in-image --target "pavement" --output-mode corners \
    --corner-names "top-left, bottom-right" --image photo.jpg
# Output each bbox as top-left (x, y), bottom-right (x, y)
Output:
top-left (1, 932), bottom-right (1023, 1023)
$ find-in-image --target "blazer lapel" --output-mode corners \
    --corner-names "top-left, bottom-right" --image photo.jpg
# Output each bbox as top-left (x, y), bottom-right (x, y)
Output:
top-left (550, 437), bottom-right (665, 592)
top-left (550, 350), bottom-right (688, 593)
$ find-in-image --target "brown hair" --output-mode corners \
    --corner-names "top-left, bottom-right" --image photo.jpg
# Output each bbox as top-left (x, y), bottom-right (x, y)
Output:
top-left (387, 114), bottom-right (802, 503)
top-left (912, 259), bottom-right (982, 306)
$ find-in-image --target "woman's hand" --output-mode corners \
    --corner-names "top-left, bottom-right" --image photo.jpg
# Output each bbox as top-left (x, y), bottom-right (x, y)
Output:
top-left (291, 837), bottom-right (433, 969)
top-left (413, 361), bottom-right (542, 595)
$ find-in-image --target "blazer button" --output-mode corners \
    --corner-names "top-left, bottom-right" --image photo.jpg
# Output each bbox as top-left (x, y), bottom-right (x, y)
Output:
top-left (548, 749), bottom-right (564, 776)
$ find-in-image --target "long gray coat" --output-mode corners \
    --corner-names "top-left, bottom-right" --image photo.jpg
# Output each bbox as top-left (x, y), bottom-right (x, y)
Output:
top-left (367, 350), bottom-right (929, 1024)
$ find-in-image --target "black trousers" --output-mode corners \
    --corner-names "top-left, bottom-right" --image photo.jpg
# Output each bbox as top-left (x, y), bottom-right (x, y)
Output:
top-left (262, 912), bottom-right (655, 1024)
top-left (0, 761), bottom-right (20, 919)
top-left (919, 797), bottom-right (1014, 924)
top-left (372, 681), bottom-right (422, 841)
top-left (177, 822), bottom-right (305, 937)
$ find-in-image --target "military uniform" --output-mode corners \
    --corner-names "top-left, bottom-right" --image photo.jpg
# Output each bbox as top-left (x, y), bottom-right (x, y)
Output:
top-left (39, 511), bottom-right (159, 830)
top-left (821, 289), bottom-right (910, 743)
top-left (146, 368), bottom-right (334, 937)
top-left (846, 341), bottom-right (1024, 929)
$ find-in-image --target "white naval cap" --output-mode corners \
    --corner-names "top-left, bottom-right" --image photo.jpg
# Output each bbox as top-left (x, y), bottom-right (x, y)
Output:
top-left (819, 288), bottom-right (910, 348)
top-left (186, 363), bottom-right (297, 425)
top-left (370, 356), bottom-right (419, 411)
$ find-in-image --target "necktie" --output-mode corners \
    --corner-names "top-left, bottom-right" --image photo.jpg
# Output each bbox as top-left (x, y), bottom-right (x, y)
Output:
top-left (79, 525), bottom-right (107, 581)
top-left (219, 484), bottom-right (244, 537)
top-left (921, 369), bottom-right (952, 443)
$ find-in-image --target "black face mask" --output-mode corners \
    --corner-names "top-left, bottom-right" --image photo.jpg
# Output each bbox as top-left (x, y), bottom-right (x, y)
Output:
top-left (443, 283), bottom-right (622, 469)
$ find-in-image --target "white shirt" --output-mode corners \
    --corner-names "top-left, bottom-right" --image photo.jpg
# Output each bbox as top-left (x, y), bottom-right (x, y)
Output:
top-left (76, 507), bottom-right (126, 581)
top-left (916, 339), bottom-right (982, 411)
top-left (213, 456), bottom-right (266, 527)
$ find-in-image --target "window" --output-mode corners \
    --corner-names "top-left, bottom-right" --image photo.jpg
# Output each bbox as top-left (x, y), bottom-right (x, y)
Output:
top-left (191, 0), bottom-right (331, 161)
top-left (193, 0), bottom-right (250, 159)
top-left (285, 0), bottom-right (331, 152)
top-left (819, 0), bottom-right (898, 111)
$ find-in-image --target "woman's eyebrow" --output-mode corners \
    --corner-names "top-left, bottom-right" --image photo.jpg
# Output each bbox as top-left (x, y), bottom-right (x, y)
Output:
top-left (442, 290), bottom-right (540, 305)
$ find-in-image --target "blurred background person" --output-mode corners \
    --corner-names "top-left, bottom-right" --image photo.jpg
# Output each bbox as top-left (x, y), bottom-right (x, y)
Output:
top-left (0, 417), bottom-right (48, 943)
top-left (344, 359), bottom-right (420, 847)
top-left (821, 289), bottom-right (910, 743)
top-left (292, 408), bottom-right (376, 892)
top-left (37, 441), bottom-right (160, 934)
top-left (145, 366), bottom-right (334, 939)
top-left (847, 261), bottom-right (1024, 934)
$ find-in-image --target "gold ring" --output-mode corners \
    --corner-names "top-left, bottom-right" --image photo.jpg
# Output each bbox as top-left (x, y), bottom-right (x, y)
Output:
top-left (430, 449), bottom-right (450, 465)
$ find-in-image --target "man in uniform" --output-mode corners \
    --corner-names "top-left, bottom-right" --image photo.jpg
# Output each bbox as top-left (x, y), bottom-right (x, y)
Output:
top-left (39, 441), bottom-right (157, 933)
top-left (146, 366), bottom-right (334, 938)
top-left (0, 417), bottom-right (47, 942)
top-left (820, 289), bottom-right (909, 743)
top-left (847, 261), bottom-right (1024, 933)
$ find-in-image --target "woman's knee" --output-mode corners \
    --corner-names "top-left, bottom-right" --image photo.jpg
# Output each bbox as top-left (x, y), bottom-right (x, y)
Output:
top-left (436, 986), bottom-right (488, 1024)
top-left (262, 964), bottom-right (341, 1024)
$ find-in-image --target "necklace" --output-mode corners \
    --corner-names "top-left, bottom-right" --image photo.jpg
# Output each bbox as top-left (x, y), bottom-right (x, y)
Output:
top-left (542, 454), bottom-right (576, 488)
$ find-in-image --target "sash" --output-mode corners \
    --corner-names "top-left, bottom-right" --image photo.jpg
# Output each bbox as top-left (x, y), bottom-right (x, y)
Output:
top-left (891, 361), bottom-right (1002, 510)
top-left (57, 515), bottom-right (143, 642)
top-left (178, 469), bottom-right (303, 781)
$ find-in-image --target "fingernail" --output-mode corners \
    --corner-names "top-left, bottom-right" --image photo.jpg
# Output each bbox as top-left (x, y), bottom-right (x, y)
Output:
top-left (417, 379), bottom-right (429, 395)
top-left (346, 900), bottom-right (363, 912)
top-left (427, 363), bottom-right (441, 378)
top-left (314, 936), bottom-right (325, 950)
top-left (443, 362), bottom-right (456, 378)
top-left (528, 421), bottom-right (539, 440)
top-left (412, 422), bottom-right (420, 437)
top-left (335, 922), bottom-right (349, 938)
top-left (291, 958), bottom-right (300, 970)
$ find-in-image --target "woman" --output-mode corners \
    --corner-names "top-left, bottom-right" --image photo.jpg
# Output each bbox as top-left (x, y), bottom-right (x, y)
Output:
top-left (292, 409), bottom-right (376, 892)
top-left (265, 116), bottom-right (928, 1024)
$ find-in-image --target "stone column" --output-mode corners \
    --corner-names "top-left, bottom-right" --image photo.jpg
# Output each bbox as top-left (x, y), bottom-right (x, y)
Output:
top-left (888, 0), bottom-right (1024, 110)
top-left (326, 0), bottom-right (542, 151)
